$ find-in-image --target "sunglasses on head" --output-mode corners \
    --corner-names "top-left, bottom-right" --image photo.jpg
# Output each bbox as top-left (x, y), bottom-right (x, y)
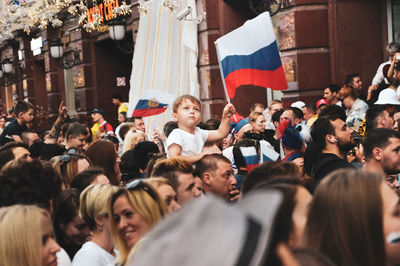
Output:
top-left (125, 179), bottom-right (165, 215)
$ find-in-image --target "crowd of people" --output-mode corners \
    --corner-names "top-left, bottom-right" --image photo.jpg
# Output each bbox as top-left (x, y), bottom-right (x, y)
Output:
top-left (1, 43), bottom-right (400, 266)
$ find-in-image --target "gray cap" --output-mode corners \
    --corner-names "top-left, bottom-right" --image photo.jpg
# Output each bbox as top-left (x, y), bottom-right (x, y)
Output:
top-left (127, 190), bottom-right (282, 266)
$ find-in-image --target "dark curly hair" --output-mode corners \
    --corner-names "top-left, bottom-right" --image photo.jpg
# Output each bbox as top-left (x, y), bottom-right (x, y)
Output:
top-left (0, 159), bottom-right (62, 210)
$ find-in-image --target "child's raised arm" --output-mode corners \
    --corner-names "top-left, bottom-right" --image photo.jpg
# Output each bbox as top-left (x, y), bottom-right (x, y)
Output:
top-left (207, 103), bottom-right (236, 142)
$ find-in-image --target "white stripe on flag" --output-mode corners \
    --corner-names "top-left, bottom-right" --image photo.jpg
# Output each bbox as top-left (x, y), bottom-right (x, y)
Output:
top-left (259, 140), bottom-right (280, 163)
top-left (216, 12), bottom-right (275, 60)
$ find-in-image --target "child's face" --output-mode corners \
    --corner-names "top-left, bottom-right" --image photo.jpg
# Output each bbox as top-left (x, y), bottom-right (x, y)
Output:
top-left (20, 109), bottom-right (34, 123)
top-left (173, 99), bottom-right (202, 128)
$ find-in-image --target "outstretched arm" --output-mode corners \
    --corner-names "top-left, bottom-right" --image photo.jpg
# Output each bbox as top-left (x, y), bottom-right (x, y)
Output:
top-left (207, 103), bottom-right (236, 142)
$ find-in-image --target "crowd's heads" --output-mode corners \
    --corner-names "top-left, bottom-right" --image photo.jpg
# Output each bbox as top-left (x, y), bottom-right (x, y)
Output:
top-left (310, 115), bottom-right (354, 154)
top-left (195, 154), bottom-right (236, 200)
top-left (144, 177), bottom-right (181, 213)
top-left (365, 105), bottom-right (393, 133)
top-left (302, 104), bottom-right (316, 121)
top-left (109, 180), bottom-right (167, 264)
top-left (172, 95), bottom-right (201, 113)
top-left (86, 140), bottom-right (119, 186)
top-left (122, 129), bottom-right (146, 153)
top-left (15, 101), bottom-right (34, 123)
top-left (65, 122), bottom-right (88, 150)
top-left (70, 167), bottom-right (109, 193)
top-left (0, 205), bottom-right (60, 266)
top-left (0, 142), bottom-right (30, 169)
top-left (268, 100), bottom-right (283, 115)
top-left (338, 86), bottom-right (358, 109)
top-left (151, 158), bottom-right (198, 204)
top-left (323, 84), bottom-right (340, 103)
top-left (91, 109), bottom-right (104, 123)
top-left (344, 73), bottom-right (362, 90)
top-left (0, 160), bottom-right (62, 210)
top-left (249, 112), bottom-right (266, 134)
top-left (21, 130), bottom-right (40, 147)
top-left (163, 121), bottom-right (178, 138)
top-left (79, 184), bottom-right (118, 231)
top-left (363, 128), bottom-right (400, 175)
top-left (241, 161), bottom-right (301, 194)
top-left (50, 153), bottom-right (92, 189)
top-left (303, 169), bottom-right (399, 266)
top-left (387, 42), bottom-right (400, 60)
top-left (112, 94), bottom-right (123, 104)
top-left (250, 102), bottom-right (265, 113)
top-left (318, 104), bottom-right (347, 122)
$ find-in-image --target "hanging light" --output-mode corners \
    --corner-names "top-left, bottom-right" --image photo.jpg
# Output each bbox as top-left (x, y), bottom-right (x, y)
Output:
top-left (49, 39), bottom-right (64, 59)
top-left (2, 58), bottom-right (13, 74)
top-left (109, 18), bottom-right (126, 41)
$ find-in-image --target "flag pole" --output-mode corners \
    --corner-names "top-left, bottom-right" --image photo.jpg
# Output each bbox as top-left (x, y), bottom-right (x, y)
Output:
top-left (215, 40), bottom-right (239, 122)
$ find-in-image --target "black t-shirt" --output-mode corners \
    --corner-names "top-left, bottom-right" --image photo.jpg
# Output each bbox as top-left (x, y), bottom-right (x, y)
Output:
top-left (311, 153), bottom-right (355, 189)
top-left (0, 119), bottom-right (27, 146)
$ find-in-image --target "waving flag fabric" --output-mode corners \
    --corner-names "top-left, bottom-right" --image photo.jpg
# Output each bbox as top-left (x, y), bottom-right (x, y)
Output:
top-left (132, 89), bottom-right (175, 117)
top-left (259, 140), bottom-right (280, 163)
top-left (240, 146), bottom-right (260, 173)
top-left (215, 12), bottom-right (288, 99)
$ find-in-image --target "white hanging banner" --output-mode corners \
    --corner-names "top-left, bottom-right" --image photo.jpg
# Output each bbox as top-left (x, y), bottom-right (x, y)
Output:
top-left (128, 0), bottom-right (200, 135)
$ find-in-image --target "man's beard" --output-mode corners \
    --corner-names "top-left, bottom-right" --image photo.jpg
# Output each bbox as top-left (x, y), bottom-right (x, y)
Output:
top-left (337, 138), bottom-right (356, 155)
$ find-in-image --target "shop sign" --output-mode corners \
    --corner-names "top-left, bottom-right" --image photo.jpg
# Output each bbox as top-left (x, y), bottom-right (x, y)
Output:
top-left (88, 0), bottom-right (120, 24)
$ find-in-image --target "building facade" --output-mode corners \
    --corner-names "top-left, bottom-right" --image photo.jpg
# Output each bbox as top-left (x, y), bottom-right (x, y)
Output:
top-left (0, 0), bottom-right (397, 130)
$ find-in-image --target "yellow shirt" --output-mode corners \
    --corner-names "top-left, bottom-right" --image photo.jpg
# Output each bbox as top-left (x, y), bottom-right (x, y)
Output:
top-left (91, 123), bottom-right (100, 136)
top-left (118, 103), bottom-right (128, 114)
top-left (307, 114), bottom-right (318, 127)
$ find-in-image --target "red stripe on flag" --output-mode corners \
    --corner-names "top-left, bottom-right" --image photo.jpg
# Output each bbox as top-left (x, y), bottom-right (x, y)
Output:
top-left (132, 107), bottom-right (167, 117)
top-left (224, 66), bottom-right (288, 98)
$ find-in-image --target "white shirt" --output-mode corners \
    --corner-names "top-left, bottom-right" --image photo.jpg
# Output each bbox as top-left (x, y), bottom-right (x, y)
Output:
top-left (372, 60), bottom-right (390, 86)
top-left (72, 241), bottom-right (116, 266)
top-left (57, 248), bottom-right (72, 266)
top-left (166, 127), bottom-right (209, 157)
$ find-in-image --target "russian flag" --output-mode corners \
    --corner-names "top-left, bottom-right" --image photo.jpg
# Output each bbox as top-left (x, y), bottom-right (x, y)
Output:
top-left (215, 12), bottom-right (288, 99)
top-left (132, 90), bottom-right (174, 117)
top-left (259, 140), bottom-right (280, 163)
top-left (240, 146), bottom-right (260, 173)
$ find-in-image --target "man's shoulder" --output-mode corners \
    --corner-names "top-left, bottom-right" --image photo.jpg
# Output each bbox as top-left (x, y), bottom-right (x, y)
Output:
top-left (314, 153), bottom-right (354, 178)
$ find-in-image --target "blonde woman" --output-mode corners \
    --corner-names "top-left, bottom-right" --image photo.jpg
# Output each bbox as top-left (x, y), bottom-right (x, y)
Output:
top-left (109, 180), bottom-right (167, 265)
top-left (0, 205), bottom-right (60, 266)
top-left (73, 184), bottom-right (119, 265)
top-left (50, 153), bottom-right (92, 189)
top-left (144, 177), bottom-right (181, 213)
top-left (122, 129), bottom-right (146, 153)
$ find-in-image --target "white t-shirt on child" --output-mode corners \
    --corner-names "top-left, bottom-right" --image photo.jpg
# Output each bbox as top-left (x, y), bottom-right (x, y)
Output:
top-left (72, 241), bottom-right (116, 266)
top-left (166, 127), bottom-right (209, 157)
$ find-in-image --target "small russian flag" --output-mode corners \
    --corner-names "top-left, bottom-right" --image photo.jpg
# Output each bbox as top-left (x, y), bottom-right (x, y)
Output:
top-left (259, 140), bottom-right (280, 163)
top-left (240, 146), bottom-right (260, 173)
top-left (215, 12), bottom-right (288, 99)
top-left (132, 90), bottom-right (174, 117)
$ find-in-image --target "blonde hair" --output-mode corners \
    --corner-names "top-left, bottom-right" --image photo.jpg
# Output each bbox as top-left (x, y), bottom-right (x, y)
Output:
top-left (249, 112), bottom-right (265, 124)
top-left (0, 205), bottom-right (49, 266)
top-left (79, 184), bottom-right (118, 231)
top-left (50, 154), bottom-right (92, 189)
top-left (109, 183), bottom-right (167, 265)
top-left (123, 129), bottom-right (146, 153)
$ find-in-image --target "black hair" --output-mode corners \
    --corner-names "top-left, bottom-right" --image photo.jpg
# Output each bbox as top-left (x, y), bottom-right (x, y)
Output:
top-left (70, 167), bottom-right (106, 193)
top-left (241, 162), bottom-right (301, 195)
top-left (325, 84), bottom-right (340, 94)
top-left (0, 142), bottom-right (29, 169)
top-left (363, 128), bottom-right (400, 160)
top-left (41, 144), bottom-right (66, 161)
top-left (365, 105), bottom-right (386, 133)
top-left (0, 160), bottom-right (62, 210)
top-left (118, 124), bottom-right (132, 141)
top-left (65, 122), bottom-right (88, 139)
top-left (53, 188), bottom-right (83, 259)
top-left (14, 101), bottom-right (34, 116)
top-left (310, 115), bottom-right (340, 150)
top-left (29, 140), bottom-right (45, 158)
top-left (318, 105), bottom-right (347, 122)
top-left (272, 109), bottom-right (285, 124)
top-left (290, 107), bottom-right (304, 120)
top-left (112, 94), bottom-right (122, 101)
top-left (303, 104), bottom-right (316, 113)
top-left (163, 121), bottom-right (178, 137)
top-left (345, 73), bottom-right (360, 86)
top-left (205, 118), bottom-right (221, 130)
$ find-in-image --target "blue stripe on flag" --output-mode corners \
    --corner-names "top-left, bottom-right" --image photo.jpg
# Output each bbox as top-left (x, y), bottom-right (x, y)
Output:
top-left (244, 154), bottom-right (259, 166)
top-left (135, 99), bottom-right (169, 110)
top-left (220, 41), bottom-right (281, 79)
